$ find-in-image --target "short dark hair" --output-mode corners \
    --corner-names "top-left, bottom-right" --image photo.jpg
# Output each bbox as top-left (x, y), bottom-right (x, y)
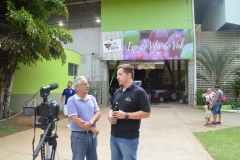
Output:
top-left (117, 64), bottom-right (134, 80)
top-left (68, 81), bottom-right (73, 85)
top-left (215, 85), bottom-right (220, 88)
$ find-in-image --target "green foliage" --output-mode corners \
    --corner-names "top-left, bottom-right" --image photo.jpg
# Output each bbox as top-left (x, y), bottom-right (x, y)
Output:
top-left (232, 77), bottom-right (240, 98)
top-left (0, 0), bottom-right (73, 66)
top-left (196, 90), bottom-right (240, 108)
top-left (174, 76), bottom-right (185, 87)
top-left (88, 81), bottom-right (100, 95)
top-left (195, 105), bottom-right (203, 110)
top-left (196, 45), bottom-right (240, 87)
top-left (0, 0), bottom-right (73, 119)
top-left (195, 89), bottom-right (206, 105)
top-left (223, 99), bottom-right (240, 108)
top-left (7, 108), bottom-right (12, 116)
top-left (194, 126), bottom-right (240, 160)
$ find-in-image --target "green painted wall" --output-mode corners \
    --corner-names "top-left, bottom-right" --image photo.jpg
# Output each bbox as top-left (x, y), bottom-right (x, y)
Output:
top-left (101, 0), bottom-right (193, 31)
top-left (12, 49), bottom-right (81, 94)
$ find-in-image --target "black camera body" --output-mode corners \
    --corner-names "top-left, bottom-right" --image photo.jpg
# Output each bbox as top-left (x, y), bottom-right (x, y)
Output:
top-left (35, 100), bottom-right (60, 130)
top-left (23, 100), bottom-right (59, 118)
top-left (23, 83), bottom-right (59, 130)
top-left (37, 100), bottom-right (60, 117)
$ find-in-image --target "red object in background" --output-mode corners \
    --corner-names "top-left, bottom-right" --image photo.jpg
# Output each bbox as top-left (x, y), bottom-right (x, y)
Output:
top-left (151, 89), bottom-right (177, 102)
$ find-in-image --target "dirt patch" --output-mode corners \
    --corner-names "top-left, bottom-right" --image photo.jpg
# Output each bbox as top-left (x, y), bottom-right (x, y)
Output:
top-left (9, 114), bottom-right (66, 125)
top-left (0, 112), bottom-right (66, 138)
top-left (9, 113), bottom-right (66, 126)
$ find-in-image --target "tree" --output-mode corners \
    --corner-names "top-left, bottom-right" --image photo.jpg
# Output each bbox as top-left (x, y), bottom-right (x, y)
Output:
top-left (232, 77), bottom-right (240, 98)
top-left (196, 45), bottom-right (240, 88)
top-left (0, 0), bottom-right (73, 119)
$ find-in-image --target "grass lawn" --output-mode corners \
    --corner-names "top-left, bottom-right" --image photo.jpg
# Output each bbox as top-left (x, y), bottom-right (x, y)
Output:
top-left (0, 113), bottom-right (33, 138)
top-left (195, 105), bottom-right (240, 110)
top-left (194, 126), bottom-right (240, 160)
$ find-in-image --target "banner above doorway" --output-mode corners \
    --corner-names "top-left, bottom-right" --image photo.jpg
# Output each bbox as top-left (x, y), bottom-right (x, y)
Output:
top-left (123, 29), bottom-right (194, 60)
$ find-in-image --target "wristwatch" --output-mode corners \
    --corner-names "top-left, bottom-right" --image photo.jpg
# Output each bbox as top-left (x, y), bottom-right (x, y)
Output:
top-left (90, 121), bottom-right (94, 125)
top-left (125, 112), bottom-right (129, 120)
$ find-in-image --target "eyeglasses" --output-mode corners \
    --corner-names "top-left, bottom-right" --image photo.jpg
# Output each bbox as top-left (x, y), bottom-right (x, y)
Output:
top-left (79, 83), bottom-right (89, 86)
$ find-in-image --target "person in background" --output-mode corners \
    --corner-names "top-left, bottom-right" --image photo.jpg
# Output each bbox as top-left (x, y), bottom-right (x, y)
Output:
top-left (109, 87), bottom-right (115, 105)
top-left (67, 76), bottom-right (101, 160)
top-left (108, 64), bottom-right (151, 160)
top-left (202, 88), bottom-right (216, 105)
top-left (146, 85), bottom-right (152, 102)
top-left (203, 101), bottom-right (212, 125)
top-left (93, 89), bottom-right (98, 103)
top-left (211, 85), bottom-right (223, 125)
top-left (202, 88), bottom-right (216, 121)
top-left (61, 81), bottom-right (75, 128)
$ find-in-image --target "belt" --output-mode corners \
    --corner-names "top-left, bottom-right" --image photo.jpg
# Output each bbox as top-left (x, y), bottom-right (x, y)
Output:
top-left (72, 131), bottom-right (93, 134)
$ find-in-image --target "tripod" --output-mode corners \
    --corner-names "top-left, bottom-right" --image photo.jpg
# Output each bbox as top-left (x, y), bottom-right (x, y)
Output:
top-left (33, 118), bottom-right (59, 160)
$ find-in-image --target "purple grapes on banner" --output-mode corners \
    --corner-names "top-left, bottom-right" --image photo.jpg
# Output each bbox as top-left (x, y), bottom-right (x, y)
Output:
top-left (123, 29), bottom-right (194, 60)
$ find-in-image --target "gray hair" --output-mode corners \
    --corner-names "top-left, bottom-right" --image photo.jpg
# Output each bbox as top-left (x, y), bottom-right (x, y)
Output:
top-left (74, 76), bottom-right (87, 89)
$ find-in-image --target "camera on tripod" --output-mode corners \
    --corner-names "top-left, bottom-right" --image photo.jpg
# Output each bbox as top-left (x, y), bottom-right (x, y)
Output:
top-left (23, 83), bottom-right (59, 117)
top-left (23, 83), bottom-right (60, 160)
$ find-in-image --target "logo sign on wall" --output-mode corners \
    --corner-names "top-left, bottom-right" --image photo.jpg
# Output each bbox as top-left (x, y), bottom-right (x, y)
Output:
top-left (123, 29), bottom-right (194, 60)
top-left (102, 38), bottom-right (122, 53)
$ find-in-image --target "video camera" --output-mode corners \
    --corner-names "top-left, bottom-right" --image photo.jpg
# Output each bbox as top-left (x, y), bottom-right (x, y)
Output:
top-left (23, 83), bottom-right (59, 116)
top-left (23, 83), bottom-right (60, 159)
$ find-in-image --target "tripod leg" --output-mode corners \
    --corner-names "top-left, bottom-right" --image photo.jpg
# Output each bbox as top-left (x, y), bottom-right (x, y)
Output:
top-left (46, 142), bottom-right (59, 160)
top-left (41, 143), bottom-right (46, 160)
top-left (45, 142), bottom-right (51, 159)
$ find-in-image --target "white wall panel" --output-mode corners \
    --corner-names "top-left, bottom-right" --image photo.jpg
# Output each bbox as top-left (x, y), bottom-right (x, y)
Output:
top-left (63, 28), bottom-right (101, 80)
top-left (63, 28), bottom-right (101, 55)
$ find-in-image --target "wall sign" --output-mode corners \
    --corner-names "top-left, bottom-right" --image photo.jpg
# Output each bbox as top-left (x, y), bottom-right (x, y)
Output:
top-left (102, 38), bottom-right (122, 53)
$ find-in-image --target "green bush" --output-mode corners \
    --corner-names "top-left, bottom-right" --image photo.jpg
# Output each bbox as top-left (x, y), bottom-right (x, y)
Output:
top-left (196, 89), bottom-right (240, 107)
top-left (223, 99), bottom-right (240, 107)
top-left (232, 77), bottom-right (240, 98)
top-left (196, 89), bottom-right (206, 105)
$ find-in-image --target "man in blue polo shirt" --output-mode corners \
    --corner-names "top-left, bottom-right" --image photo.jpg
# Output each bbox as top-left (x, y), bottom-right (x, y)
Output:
top-left (108, 64), bottom-right (151, 160)
top-left (61, 81), bottom-right (75, 127)
top-left (67, 76), bottom-right (101, 160)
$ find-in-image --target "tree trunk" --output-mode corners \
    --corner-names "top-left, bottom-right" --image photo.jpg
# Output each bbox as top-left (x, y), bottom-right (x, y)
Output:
top-left (0, 57), bottom-right (16, 120)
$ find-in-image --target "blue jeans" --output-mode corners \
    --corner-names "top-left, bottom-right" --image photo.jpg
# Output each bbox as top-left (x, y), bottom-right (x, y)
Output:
top-left (71, 131), bottom-right (98, 160)
top-left (213, 103), bottom-right (222, 115)
top-left (110, 135), bottom-right (139, 160)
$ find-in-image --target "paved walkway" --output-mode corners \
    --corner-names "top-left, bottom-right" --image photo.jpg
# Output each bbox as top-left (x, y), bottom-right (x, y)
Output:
top-left (0, 103), bottom-right (239, 160)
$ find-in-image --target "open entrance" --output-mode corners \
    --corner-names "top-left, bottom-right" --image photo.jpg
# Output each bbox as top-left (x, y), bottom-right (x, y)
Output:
top-left (108, 60), bottom-right (188, 104)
